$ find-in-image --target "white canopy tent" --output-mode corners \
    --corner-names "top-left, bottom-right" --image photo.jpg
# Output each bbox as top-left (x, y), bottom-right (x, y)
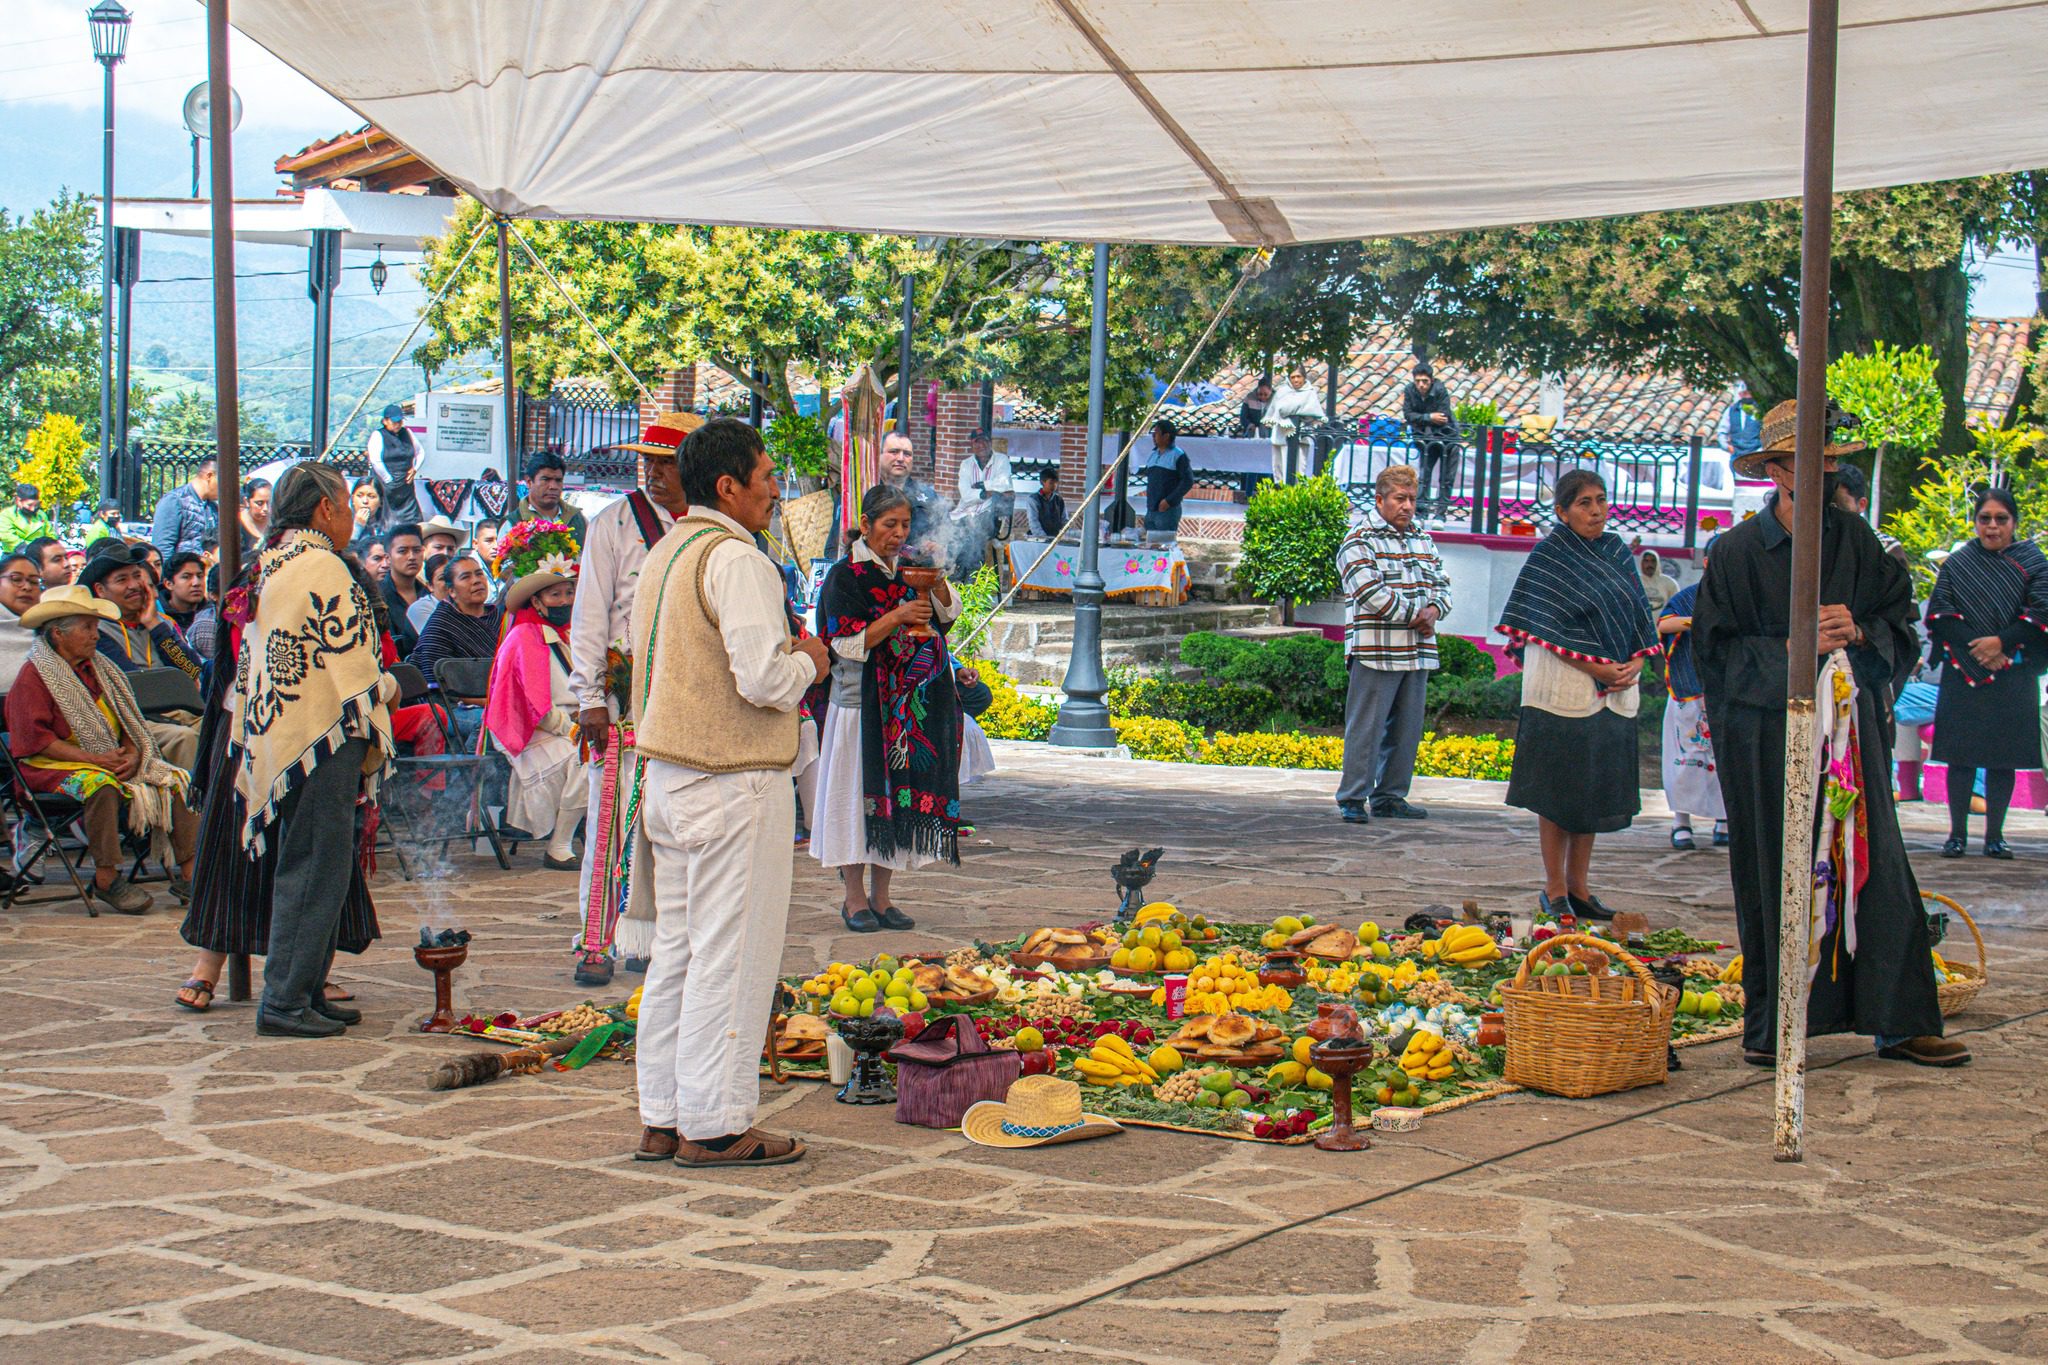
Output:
top-left (220, 0), bottom-right (2048, 244)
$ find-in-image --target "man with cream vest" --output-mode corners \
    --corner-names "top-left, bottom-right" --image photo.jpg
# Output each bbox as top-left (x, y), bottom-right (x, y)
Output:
top-left (628, 418), bottom-right (829, 1169)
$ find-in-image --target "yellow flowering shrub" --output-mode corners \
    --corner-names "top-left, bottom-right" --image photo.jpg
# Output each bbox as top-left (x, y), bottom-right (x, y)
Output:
top-left (1110, 715), bottom-right (1200, 762)
top-left (1412, 731), bottom-right (1516, 780)
top-left (1195, 730), bottom-right (1344, 769)
top-left (977, 671), bottom-right (1058, 741)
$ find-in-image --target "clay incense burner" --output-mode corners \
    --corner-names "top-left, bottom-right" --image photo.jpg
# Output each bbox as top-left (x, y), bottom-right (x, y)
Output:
top-left (898, 564), bottom-right (944, 640)
top-left (834, 1012), bottom-right (905, 1105)
top-left (413, 942), bottom-right (469, 1033)
top-left (1257, 951), bottom-right (1308, 990)
top-left (1309, 1036), bottom-right (1374, 1152)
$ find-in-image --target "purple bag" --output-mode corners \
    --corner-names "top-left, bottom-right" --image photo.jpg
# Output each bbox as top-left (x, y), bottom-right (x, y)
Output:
top-left (885, 1014), bottom-right (1021, 1128)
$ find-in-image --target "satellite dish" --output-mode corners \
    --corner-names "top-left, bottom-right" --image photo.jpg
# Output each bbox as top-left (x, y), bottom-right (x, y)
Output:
top-left (181, 83), bottom-right (243, 140)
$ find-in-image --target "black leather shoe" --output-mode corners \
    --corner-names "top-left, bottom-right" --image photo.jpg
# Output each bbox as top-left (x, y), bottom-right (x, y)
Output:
top-left (256, 1007), bottom-right (346, 1038)
top-left (310, 996), bottom-right (362, 1025)
top-left (1670, 827), bottom-right (1696, 851)
top-left (1940, 835), bottom-right (1966, 858)
top-left (1371, 798), bottom-right (1427, 820)
top-left (877, 905), bottom-right (915, 930)
top-left (1337, 801), bottom-right (1370, 825)
top-left (840, 904), bottom-right (882, 933)
top-left (543, 853), bottom-right (580, 871)
top-left (1712, 823), bottom-right (1730, 847)
top-left (622, 956), bottom-right (650, 974)
top-left (1984, 838), bottom-right (2015, 860)
top-left (1567, 893), bottom-right (1618, 922)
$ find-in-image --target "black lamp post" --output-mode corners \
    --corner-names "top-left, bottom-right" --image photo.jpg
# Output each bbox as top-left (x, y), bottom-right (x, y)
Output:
top-left (90, 0), bottom-right (132, 506)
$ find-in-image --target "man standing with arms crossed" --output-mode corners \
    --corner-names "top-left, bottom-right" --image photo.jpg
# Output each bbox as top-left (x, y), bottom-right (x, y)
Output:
top-left (1335, 464), bottom-right (1452, 825)
top-left (568, 412), bottom-right (700, 987)
top-left (630, 417), bottom-right (829, 1168)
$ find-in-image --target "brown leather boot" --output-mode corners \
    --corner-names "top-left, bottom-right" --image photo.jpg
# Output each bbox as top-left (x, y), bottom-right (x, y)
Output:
top-left (1877, 1036), bottom-right (1971, 1067)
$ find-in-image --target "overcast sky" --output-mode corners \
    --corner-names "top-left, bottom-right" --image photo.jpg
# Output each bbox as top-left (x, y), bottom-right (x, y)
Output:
top-left (0, 0), bottom-right (2038, 317)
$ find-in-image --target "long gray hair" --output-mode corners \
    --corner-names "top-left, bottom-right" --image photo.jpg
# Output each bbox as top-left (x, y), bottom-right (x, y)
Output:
top-left (271, 462), bottom-right (351, 538)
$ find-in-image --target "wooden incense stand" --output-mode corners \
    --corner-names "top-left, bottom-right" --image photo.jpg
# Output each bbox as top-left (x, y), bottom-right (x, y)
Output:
top-left (414, 942), bottom-right (469, 1033)
top-left (1309, 1038), bottom-right (1373, 1152)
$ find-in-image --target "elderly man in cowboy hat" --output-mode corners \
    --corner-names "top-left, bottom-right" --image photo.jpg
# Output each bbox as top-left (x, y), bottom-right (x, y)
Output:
top-left (1692, 397), bottom-right (1965, 1070)
top-left (5, 586), bottom-right (199, 912)
top-left (564, 409), bottom-right (700, 986)
top-left (487, 530), bottom-right (588, 871)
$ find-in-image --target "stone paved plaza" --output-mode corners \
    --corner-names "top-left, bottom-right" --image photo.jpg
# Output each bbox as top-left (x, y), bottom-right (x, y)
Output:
top-left (2, 742), bottom-right (2044, 1363)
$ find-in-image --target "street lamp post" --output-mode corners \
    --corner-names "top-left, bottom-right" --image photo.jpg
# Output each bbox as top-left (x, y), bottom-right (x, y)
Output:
top-left (90, 0), bottom-right (132, 507)
top-left (1047, 242), bottom-right (1118, 748)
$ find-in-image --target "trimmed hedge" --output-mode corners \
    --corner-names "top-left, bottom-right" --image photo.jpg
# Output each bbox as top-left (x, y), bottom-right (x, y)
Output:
top-left (1179, 630), bottom-right (1347, 726)
top-left (1108, 676), bottom-right (1279, 732)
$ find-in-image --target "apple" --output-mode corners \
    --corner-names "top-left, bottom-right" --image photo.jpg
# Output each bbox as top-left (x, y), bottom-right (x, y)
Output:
top-left (897, 1010), bottom-right (926, 1040)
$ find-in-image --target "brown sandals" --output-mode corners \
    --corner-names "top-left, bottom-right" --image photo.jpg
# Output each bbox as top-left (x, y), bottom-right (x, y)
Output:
top-left (673, 1128), bottom-right (806, 1168)
top-left (175, 979), bottom-right (215, 1012)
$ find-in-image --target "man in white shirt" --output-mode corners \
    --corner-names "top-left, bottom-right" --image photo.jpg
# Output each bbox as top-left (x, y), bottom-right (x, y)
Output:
top-left (629, 417), bottom-right (828, 1169)
top-left (566, 410), bottom-right (699, 986)
top-left (957, 430), bottom-right (1015, 541)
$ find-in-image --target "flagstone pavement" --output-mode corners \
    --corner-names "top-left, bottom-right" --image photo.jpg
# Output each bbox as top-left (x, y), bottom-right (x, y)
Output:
top-left (3, 740), bottom-right (2046, 1364)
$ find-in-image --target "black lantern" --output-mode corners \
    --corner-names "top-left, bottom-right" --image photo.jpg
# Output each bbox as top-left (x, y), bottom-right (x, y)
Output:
top-left (369, 243), bottom-right (388, 296)
top-left (88, 0), bottom-right (132, 65)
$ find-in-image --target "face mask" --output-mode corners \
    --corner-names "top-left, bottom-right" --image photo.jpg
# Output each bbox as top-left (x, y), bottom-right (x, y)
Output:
top-left (543, 603), bottom-right (574, 627)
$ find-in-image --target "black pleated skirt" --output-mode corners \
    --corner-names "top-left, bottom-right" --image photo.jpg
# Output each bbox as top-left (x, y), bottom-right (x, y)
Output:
top-left (1929, 665), bottom-right (2043, 770)
top-left (178, 666), bottom-right (378, 958)
top-left (1506, 705), bottom-right (1641, 834)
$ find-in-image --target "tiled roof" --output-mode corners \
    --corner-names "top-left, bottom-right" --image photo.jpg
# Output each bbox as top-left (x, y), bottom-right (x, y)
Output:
top-left (1964, 318), bottom-right (2033, 421)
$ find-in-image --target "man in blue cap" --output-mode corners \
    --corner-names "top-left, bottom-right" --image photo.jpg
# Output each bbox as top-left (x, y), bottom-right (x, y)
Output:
top-left (366, 403), bottom-right (424, 526)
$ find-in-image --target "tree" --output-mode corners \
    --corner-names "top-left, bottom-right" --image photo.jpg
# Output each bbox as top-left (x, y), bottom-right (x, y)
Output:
top-left (1356, 176), bottom-right (2038, 458)
top-left (1826, 341), bottom-right (1943, 518)
top-left (1218, 242), bottom-right (1375, 384)
top-left (1884, 423), bottom-right (2048, 595)
top-left (143, 390), bottom-right (279, 444)
top-left (1234, 474), bottom-right (1349, 622)
top-left (14, 411), bottom-right (92, 514)
top-left (411, 199), bottom-right (1060, 416)
top-left (0, 193), bottom-right (100, 464)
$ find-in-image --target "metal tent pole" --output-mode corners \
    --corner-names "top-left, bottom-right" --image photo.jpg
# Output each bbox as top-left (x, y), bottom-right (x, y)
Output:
top-left (96, 59), bottom-right (119, 499)
top-left (1048, 242), bottom-right (1117, 748)
top-left (112, 227), bottom-right (139, 512)
top-left (1774, 0), bottom-right (1840, 1164)
top-left (898, 275), bottom-right (915, 440)
top-left (205, 0), bottom-right (250, 1004)
top-left (497, 218), bottom-right (516, 474)
top-left (308, 228), bottom-right (341, 460)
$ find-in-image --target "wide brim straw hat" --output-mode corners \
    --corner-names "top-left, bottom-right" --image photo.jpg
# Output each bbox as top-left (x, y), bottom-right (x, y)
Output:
top-left (781, 488), bottom-right (835, 571)
top-left (420, 516), bottom-right (466, 543)
top-left (621, 410), bottom-right (707, 456)
top-left (1732, 398), bottom-right (1867, 479)
top-left (505, 569), bottom-right (574, 613)
top-left (960, 1075), bottom-right (1122, 1148)
top-left (20, 584), bottom-right (121, 630)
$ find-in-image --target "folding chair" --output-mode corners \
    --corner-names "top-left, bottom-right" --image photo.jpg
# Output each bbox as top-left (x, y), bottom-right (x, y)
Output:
top-left (377, 663), bottom-right (509, 878)
top-left (116, 667), bottom-right (204, 887)
top-left (0, 715), bottom-right (101, 916)
top-left (434, 657), bottom-right (524, 858)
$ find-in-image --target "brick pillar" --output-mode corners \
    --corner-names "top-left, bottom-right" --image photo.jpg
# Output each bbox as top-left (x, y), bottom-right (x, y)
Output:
top-left (639, 366), bottom-right (698, 424)
top-left (900, 380), bottom-right (942, 477)
top-left (932, 388), bottom-right (983, 501)
top-left (1057, 424), bottom-right (1091, 499)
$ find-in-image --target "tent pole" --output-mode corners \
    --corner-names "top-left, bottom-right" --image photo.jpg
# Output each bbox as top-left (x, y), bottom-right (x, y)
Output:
top-left (898, 275), bottom-right (914, 441)
top-left (1774, 0), bottom-right (1840, 1164)
top-left (498, 216), bottom-right (516, 474)
top-left (308, 228), bottom-right (340, 462)
top-left (1049, 242), bottom-right (1116, 748)
top-left (207, 0), bottom-right (249, 1004)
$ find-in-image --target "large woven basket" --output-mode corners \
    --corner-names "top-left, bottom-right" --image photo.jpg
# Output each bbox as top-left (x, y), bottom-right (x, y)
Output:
top-left (1500, 933), bottom-right (1677, 1098)
top-left (1923, 892), bottom-right (1987, 1018)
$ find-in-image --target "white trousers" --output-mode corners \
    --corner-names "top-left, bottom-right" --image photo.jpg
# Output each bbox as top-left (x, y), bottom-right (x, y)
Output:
top-left (633, 759), bottom-right (793, 1139)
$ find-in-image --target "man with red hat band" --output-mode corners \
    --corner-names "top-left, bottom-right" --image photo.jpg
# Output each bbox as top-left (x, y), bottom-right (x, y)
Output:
top-left (564, 410), bottom-right (701, 986)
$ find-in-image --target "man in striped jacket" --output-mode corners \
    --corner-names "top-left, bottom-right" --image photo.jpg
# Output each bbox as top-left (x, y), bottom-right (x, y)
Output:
top-left (1336, 464), bottom-right (1452, 825)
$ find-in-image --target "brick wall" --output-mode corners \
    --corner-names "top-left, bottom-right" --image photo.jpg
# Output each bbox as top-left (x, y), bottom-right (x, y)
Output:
top-left (639, 368), bottom-right (698, 424)
top-left (931, 388), bottom-right (985, 499)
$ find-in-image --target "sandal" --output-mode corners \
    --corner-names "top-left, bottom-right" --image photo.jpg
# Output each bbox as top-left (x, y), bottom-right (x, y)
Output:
top-left (322, 982), bottom-right (355, 1002)
top-left (1743, 1049), bottom-right (1774, 1067)
top-left (176, 978), bottom-right (215, 1013)
top-left (634, 1126), bottom-right (680, 1162)
top-left (840, 903), bottom-right (882, 933)
top-left (673, 1127), bottom-right (806, 1168)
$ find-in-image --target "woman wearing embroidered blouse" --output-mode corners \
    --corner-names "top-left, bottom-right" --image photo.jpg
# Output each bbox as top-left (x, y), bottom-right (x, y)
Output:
top-left (812, 484), bottom-right (965, 934)
top-left (1497, 470), bottom-right (1661, 921)
top-left (1925, 487), bottom-right (2048, 859)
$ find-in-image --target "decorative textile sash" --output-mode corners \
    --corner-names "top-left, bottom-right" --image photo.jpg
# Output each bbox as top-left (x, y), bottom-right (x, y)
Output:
top-left (473, 477), bottom-right (511, 521)
top-left (1925, 537), bottom-right (2048, 686)
top-left (1496, 526), bottom-right (1660, 674)
top-left (578, 723), bottom-right (633, 960)
top-left (25, 639), bottom-right (187, 833)
top-left (1810, 650), bottom-right (1866, 983)
top-left (625, 490), bottom-right (667, 550)
top-left (427, 479), bottom-right (475, 520)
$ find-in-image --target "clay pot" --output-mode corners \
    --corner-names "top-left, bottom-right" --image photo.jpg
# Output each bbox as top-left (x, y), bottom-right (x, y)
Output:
top-left (899, 564), bottom-right (943, 639)
top-left (1476, 1012), bottom-right (1507, 1047)
top-left (1257, 950), bottom-right (1308, 989)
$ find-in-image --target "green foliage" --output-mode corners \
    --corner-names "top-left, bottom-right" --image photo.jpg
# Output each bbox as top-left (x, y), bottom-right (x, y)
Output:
top-left (1826, 343), bottom-right (1943, 453)
top-left (1884, 426), bottom-right (2048, 594)
top-left (142, 390), bottom-right (279, 444)
top-left (1235, 475), bottom-right (1348, 606)
top-left (1112, 715), bottom-right (1203, 762)
top-left (977, 670), bottom-right (1059, 741)
top-left (0, 194), bottom-right (101, 463)
top-left (1109, 676), bottom-right (1280, 732)
top-left (765, 411), bottom-right (830, 477)
top-left (950, 564), bottom-right (1003, 658)
top-left (1179, 630), bottom-right (1346, 727)
top-left (1452, 400), bottom-right (1501, 428)
top-left (1423, 635), bottom-right (1520, 719)
top-left (1218, 243), bottom-right (1373, 379)
top-left (15, 412), bottom-right (91, 512)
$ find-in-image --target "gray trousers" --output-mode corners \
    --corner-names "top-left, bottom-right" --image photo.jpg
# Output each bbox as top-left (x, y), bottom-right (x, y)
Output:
top-left (1337, 662), bottom-right (1428, 806)
top-left (261, 737), bottom-right (369, 1017)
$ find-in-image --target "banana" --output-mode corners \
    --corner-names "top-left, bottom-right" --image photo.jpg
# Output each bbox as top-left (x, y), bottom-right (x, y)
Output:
top-left (1094, 1034), bottom-right (1135, 1061)
top-left (1073, 1057), bottom-right (1123, 1080)
top-left (1426, 1064), bottom-right (1456, 1079)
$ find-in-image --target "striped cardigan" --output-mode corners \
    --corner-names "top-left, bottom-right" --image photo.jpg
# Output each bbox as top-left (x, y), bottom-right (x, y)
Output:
top-left (1337, 507), bottom-right (1452, 671)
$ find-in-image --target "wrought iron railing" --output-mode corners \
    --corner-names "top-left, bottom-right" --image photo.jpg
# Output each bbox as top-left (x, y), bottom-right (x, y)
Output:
top-left (126, 437), bottom-right (370, 519)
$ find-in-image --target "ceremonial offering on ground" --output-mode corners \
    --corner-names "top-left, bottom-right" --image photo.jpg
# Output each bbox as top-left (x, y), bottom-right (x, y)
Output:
top-left (413, 931), bottom-right (470, 1034)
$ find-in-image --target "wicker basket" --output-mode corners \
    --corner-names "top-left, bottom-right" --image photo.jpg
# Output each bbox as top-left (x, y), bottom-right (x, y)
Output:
top-left (1923, 892), bottom-right (1987, 1018)
top-left (1500, 933), bottom-right (1677, 1098)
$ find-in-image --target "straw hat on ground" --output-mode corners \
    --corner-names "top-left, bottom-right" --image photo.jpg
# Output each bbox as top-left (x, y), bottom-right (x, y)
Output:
top-left (621, 410), bottom-right (707, 457)
top-left (21, 584), bottom-right (121, 630)
top-left (1732, 397), bottom-right (1867, 480)
top-left (960, 1075), bottom-right (1122, 1148)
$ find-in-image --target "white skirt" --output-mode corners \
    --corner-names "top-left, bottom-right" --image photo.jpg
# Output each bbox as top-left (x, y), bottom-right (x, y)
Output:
top-left (809, 704), bottom-right (941, 872)
top-left (1661, 695), bottom-right (1726, 821)
top-left (960, 714), bottom-right (995, 785)
top-left (504, 730), bottom-right (583, 836)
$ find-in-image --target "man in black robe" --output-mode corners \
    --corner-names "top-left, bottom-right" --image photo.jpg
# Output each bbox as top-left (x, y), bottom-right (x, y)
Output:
top-left (1693, 398), bottom-right (1966, 1068)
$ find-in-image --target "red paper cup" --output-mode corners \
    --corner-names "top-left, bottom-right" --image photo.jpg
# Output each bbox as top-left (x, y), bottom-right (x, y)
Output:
top-left (1162, 974), bottom-right (1188, 1020)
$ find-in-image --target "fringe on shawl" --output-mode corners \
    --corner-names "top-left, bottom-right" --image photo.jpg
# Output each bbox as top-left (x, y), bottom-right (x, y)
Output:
top-left (238, 683), bottom-right (393, 858)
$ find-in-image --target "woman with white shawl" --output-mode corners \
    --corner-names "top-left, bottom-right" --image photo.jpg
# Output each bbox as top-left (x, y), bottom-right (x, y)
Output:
top-left (1265, 364), bottom-right (1326, 485)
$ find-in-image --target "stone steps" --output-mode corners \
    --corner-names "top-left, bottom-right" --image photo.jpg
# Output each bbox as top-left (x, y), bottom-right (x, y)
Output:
top-left (982, 602), bottom-right (1278, 684)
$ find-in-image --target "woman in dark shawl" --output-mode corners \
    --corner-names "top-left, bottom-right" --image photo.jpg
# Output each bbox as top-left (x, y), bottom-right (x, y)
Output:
top-left (809, 484), bottom-right (963, 934)
top-left (172, 532), bottom-right (380, 1014)
top-left (1495, 469), bottom-right (1659, 921)
top-left (1925, 486), bottom-right (2048, 859)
